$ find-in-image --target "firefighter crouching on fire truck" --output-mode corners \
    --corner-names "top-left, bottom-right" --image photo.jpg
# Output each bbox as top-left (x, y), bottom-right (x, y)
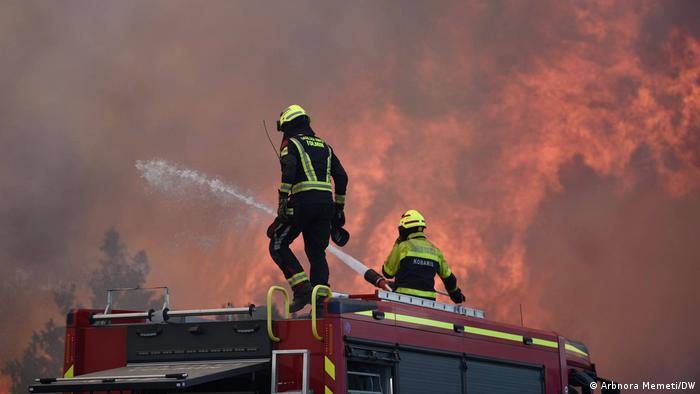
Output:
top-left (382, 210), bottom-right (466, 303)
top-left (268, 104), bottom-right (348, 313)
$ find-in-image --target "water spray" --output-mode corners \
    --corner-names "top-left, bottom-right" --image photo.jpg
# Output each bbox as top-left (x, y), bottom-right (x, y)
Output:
top-left (135, 159), bottom-right (391, 291)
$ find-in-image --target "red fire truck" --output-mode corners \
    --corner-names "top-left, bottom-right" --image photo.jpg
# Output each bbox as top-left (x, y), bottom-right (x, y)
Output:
top-left (29, 285), bottom-right (618, 394)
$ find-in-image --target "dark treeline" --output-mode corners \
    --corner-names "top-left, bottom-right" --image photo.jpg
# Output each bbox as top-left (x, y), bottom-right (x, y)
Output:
top-left (2, 228), bottom-right (160, 394)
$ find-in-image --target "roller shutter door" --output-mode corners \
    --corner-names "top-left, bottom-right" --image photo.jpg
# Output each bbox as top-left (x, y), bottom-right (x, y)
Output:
top-left (397, 350), bottom-right (463, 394)
top-left (466, 359), bottom-right (543, 394)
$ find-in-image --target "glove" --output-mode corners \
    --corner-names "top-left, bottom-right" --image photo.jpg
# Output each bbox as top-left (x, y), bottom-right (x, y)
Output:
top-left (330, 226), bottom-right (350, 246)
top-left (448, 288), bottom-right (466, 304)
top-left (277, 197), bottom-right (291, 222)
top-left (332, 203), bottom-right (345, 227)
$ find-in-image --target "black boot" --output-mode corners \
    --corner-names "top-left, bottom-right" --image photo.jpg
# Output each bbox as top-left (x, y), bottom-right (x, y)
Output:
top-left (289, 282), bottom-right (312, 313)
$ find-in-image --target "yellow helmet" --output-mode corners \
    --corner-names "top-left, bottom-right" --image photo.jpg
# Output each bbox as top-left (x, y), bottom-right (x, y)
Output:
top-left (277, 104), bottom-right (310, 131)
top-left (399, 209), bottom-right (426, 229)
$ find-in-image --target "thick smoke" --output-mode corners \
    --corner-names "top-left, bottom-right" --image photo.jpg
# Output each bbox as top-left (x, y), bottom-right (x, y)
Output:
top-left (0, 0), bottom-right (698, 387)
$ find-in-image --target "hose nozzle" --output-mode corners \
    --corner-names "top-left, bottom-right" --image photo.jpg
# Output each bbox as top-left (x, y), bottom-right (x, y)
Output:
top-left (364, 269), bottom-right (392, 292)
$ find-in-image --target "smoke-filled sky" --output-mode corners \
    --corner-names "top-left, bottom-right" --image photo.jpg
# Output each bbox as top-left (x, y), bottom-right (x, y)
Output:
top-left (1, 0), bottom-right (699, 388)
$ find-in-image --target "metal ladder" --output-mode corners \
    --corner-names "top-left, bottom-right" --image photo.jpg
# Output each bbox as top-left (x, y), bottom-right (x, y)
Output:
top-left (91, 286), bottom-right (255, 323)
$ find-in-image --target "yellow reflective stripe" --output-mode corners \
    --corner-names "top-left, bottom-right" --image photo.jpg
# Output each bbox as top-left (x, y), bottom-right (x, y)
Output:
top-left (335, 194), bottom-right (345, 204)
top-left (279, 183), bottom-right (292, 194)
top-left (396, 287), bottom-right (437, 299)
top-left (291, 181), bottom-right (332, 194)
top-left (281, 146), bottom-right (289, 157)
top-left (324, 386), bottom-right (333, 394)
top-left (324, 356), bottom-right (335, 380)
top-left (287, 272), bottom-right (308, 286)
top-left (64, 364), bottom-right (74, 378)
top-left (565, 343), bottom-right (589, 357)
top-left (465, 326), bottom-right (522, 342)
top-left (289, 138), bottom-right (317, 182)
top-left (325, 146), bottom-right (332, 182)
top-left (533, 338), bottom-right (559, 349)
top-left (353, 310), bottom-right (450, 330)
top-left (352, 311), bottom-right (560, 351)
top-left (390, 312), bottom-right (453, 330)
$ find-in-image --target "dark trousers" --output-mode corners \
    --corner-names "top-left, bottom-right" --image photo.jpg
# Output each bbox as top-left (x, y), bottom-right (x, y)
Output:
top-left (269, 202), bottom-right (334, 288)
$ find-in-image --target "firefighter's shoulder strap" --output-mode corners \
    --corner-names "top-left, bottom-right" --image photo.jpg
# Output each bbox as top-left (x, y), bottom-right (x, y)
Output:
top-left (288, 136), bottom-right (332, 195)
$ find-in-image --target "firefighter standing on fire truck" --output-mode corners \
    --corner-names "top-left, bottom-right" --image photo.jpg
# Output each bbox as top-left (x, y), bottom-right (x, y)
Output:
top-left (382, 210), bottom-right (466, 303)
top-left (268, 104), bottom-right (348, 313)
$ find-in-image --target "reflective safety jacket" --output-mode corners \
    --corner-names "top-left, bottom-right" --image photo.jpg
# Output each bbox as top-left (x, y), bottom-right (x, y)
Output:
top-left (382, 232), bottom-right (458, 300)
top-left (279, 133), bottom-right (347, 205)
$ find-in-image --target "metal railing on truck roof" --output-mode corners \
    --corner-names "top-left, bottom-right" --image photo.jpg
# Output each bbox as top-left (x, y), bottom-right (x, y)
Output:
top-left (90, 286), bottom-right (255, 323)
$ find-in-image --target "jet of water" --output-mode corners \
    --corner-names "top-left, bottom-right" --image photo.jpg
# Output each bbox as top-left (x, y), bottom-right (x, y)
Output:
top-left (135, 159), bottom-right (369, 276)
